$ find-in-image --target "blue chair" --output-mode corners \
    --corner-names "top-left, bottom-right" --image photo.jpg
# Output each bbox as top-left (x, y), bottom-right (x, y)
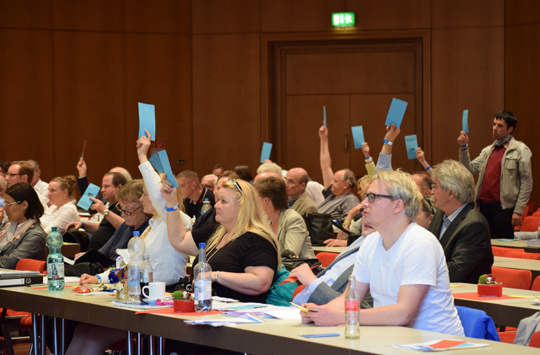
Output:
top-left (456, 306), bottom-right (500, 341)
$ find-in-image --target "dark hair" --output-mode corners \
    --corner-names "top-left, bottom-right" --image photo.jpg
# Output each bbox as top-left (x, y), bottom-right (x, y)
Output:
top-left (213, 164), bottom-right (225, 170)
top-left (494, 110), bottom-right (517, 133)
top-left (254, 177), bottom-right (288, 212)
top-left (0, 161), bottom-right (11, 174)
top-left (104, 172), bottom-right (127, 187)
top-left (233, 165), bottom-right (253, 183)
top-left (11, 161), bottom-right (34, 182)
top-left (50, 175), bottom-right (78, 200)
top-left (5, 182), bottom-right (44, 220)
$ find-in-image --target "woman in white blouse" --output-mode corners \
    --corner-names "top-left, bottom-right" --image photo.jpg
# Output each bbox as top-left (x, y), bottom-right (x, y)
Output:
top-left (40, 176), bottom-right (79, 234)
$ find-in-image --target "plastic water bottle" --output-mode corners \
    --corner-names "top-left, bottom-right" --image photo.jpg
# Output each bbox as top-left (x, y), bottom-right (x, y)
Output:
top-left (194, 243), bottom-right (212, 312)
top-left (46, 227), bottom-right (64, 291)
top-left (127, 231), bottom-right (145, 303)
top-left (139, 254), bottom-right (153, 299)
top-left (344, 275), bottom-right (360, 339)
top-left (200, 198), bottom-right (211, 215)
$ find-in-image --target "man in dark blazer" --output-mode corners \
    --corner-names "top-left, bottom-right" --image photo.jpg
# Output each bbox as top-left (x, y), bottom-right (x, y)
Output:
top-left (428, 160), bottom-right (493, 283)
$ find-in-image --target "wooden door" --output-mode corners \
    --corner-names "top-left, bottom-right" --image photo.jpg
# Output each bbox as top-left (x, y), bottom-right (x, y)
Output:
top-left (267, 35), bottom-right (427, 184)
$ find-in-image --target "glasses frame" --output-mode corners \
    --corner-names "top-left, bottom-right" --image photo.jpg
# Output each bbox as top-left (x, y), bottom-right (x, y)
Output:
top-left (365, 193), bottom-right (393, 203)
top-left (424, 196), bottom-right (435, 215)
top-left (6, 173), bottom-right (24, 178)
top-left (4, 201), bottom-right (22, 207)
top-left (229, 179), bottom-right (243, 195)
top-left (117, 204), bottom-right (142, 216)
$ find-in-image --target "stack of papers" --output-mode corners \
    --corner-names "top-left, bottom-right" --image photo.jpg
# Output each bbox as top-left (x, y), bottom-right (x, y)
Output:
top-left (393, 339), bottom-right (488, 351)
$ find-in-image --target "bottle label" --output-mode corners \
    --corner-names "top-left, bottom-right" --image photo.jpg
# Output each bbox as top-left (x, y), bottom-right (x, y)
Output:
top-left (345, 300), bottom-right (360, 311)
top-left (47, 263), bottom-right (64, 280)
top-left (194, 279), bottom-right (212, 301)
top-left (128, 266), bottom-right (141, 286)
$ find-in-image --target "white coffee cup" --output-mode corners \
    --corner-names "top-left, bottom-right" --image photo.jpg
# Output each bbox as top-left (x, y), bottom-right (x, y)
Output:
top-left (142, 281), bottom-right (166, 301)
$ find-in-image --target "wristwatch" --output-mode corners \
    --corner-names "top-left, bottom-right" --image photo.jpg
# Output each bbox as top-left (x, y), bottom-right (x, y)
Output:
top-left (103, 209), bottom-right (110, 217)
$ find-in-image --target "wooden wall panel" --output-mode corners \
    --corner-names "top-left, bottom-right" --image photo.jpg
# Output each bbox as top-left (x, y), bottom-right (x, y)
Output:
top-left (123, 0), bottom-right (191, 34)
top-left (432, 0), bottom-right (503, 28)
top-left (431, 27), bottom-right (504, 167)
top-left (0, 29), bottom-right (54, 175)
top-left (192, 0), bottom-right (259, 34)
top-left (0, 0), bottom-right (52, 29)
top-left (191, 34), bottom-right (261, 175)
top-left (52, 31), bottom-right (125, 184)
top-left (345, 0), bottom-right (431, 30)
top-left (123, 34), bottom-right (193, 177)
top-left (261, 0), bottom-right (343, 33)
top-left (505, 0), bottom-right (540, 25)
top-left (52, 0), bottom-right (123, 31)
top-left (505, 23), bottom-right (540, 206)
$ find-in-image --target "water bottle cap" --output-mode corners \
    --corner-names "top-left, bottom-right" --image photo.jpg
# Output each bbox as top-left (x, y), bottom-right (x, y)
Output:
top-left (133, 231), bottom-right (140, 236)
top-left (199, 243), bottom-right (206, 249)
top-left (52, 227), bottom-right (57, 232)
top-left (204, 198), bottom-right (209, 202)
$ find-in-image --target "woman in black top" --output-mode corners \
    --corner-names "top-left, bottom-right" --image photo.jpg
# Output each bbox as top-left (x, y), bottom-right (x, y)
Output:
top-left (162, 177), bottom-right (279, 303)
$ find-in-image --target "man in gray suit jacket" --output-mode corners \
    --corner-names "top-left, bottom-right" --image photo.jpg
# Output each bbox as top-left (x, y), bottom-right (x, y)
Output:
top-left (428, 160), bottom-right (493, 283)
top-left (290, 219), bottom-right (372, 307)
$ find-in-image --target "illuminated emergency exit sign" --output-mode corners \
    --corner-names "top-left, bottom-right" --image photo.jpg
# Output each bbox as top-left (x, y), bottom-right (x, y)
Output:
top-left (332, 12), bottom-right (355, 27)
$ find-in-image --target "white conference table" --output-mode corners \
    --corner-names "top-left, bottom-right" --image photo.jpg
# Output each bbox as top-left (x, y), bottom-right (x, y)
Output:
top-left (491, 239), bottom-right (540, 253)
top-left (1, 283), bottom-right (537, 355)
top-left (451, 283), bottom-right (540, 328)
top-left (493, 256), bottom-right (540, 280)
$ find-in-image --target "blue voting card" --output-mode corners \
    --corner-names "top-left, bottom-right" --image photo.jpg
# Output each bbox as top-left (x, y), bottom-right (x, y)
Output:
top-left (404, 134), bottom-right (418, 160)
top-left (77, 183), bottom-right (101, 210)
top-left (149, 152), bottom-right (164, 173)
top-left (157, 150), bottom-right (178, 188)
top-left (323, 106), bottom-right (327, 127)
top-left (260, 142), bottom-right (272, 163)
top-left (385, 98), bottom-right (408, 128)
top-left (138, 102), bottom-right (156, 141)
top-left (462, 109), bottom-right (469, 133)
top-left (351, 126), bottom-right (365, 149)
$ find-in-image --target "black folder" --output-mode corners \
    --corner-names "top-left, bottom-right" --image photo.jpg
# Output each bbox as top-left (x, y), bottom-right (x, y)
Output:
top-left (74, 249), bottom-right (115, 267)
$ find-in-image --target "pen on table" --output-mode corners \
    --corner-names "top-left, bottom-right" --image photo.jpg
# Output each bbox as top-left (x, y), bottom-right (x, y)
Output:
top-left (290, 302), bottom-right (310, 313)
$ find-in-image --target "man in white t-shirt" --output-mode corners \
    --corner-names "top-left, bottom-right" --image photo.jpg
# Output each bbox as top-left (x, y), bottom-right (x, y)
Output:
top-left (301, 170), bottom-right (464, 336)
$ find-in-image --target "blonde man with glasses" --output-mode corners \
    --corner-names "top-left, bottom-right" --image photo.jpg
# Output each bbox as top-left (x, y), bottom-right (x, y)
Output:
top-left (301, 170), bottom-right (464, 336)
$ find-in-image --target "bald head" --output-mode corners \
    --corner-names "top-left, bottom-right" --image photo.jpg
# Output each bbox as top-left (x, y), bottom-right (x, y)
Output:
top-left (0, 176), bottom-right (6, 197)
top-left (254, 171), bottom-right (281, 185)
top-left (285, 167), bottom-right (310, 200)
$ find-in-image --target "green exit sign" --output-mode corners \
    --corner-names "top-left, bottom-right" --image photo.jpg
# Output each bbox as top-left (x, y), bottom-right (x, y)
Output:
top-left (332, 12), bottom-right (355, 27)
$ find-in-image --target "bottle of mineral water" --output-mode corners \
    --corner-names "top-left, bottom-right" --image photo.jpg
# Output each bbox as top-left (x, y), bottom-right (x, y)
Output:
top-left (194, 243), bottom-right (212, 312)
top-left (344, 275), bottom-right (360, 339)
top-left (200, 198), bottom-right (211, 215)
top-left (139, 254), bottom-right (153, 299)
top-left (46, 227), bottom-right (64, 291)
top-left (127, 231), bottom-right (145, 303)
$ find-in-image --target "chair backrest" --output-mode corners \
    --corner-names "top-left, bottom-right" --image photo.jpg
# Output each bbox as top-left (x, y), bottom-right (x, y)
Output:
top-left (518, 252), bottom-right (540, 260)
top-left (292, 285), bottom-right (306, 299)
top-left (504, 251), bottom-right (526, 259)
top-left (491, 266), bottom-right (532, 290)
top-left (530, 330), bottom-right (540, 348)
top-left (15, 259), bottom-right (46, 273)
top-left (532, 276), bottom-right (540, 291)
top-left (520, 216), bottom-right (540, 232)
top-left (521, 206), bottom-right (530, 223)
top-left (455, 306), bottom-right (500, 341)
top-left (316, 252), bottom-right (338, 268)
top-left (492, 246), bottom-right (525, 257)
top-left (532, 211), bottom-right (540, 217)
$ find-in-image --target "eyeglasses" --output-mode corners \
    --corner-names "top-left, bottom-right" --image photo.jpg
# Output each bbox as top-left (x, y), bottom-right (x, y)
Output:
top-left (229, 179), bottom-right (243, 195)
top-left (424, 196), bottom-right (435, 215)
top-left (431, 183), bottom-right (441, 190)
top-left (6, 173), bottom-right (24, 178)
top-left (365, 193), bottom-right (393, 203)
top-left (4, 201), bottom-right (22, 207)
top-left (202, 184), bottom-right (213, 189)
top-left (117, 205), bottom-right (142, 216)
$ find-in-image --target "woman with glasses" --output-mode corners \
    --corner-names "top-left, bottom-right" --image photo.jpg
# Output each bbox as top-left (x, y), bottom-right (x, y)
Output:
top-left (162, 174), bottom-right (279, 303)
top-left (0, 182), bottom-right (46, 269)
top-left (40, 175), bottom-right (79, 234)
